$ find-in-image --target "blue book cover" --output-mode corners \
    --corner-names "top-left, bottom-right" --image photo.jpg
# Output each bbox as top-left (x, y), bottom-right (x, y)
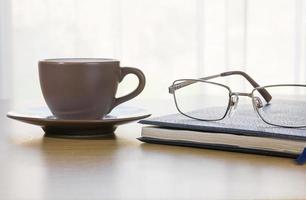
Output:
top-left (139, 104), bottom-right (306, 158)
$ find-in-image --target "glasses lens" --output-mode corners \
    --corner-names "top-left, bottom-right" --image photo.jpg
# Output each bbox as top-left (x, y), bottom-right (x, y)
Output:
top-left (253, 85), bottom-right (306, 127)
top-left (173, 80), bottom-right (230, 120)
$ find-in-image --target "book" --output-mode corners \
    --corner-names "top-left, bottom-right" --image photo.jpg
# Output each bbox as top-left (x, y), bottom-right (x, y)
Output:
top-left (138, 104), bottom-right (306, 158)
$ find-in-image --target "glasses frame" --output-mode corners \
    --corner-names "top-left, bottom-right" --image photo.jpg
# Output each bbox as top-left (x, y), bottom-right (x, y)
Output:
top-left (169, 71), bottom-right (306, 128)
top-left (172, 79), bottom-right (232, 121)
top-left (251, 84), bottom-right (306, 128)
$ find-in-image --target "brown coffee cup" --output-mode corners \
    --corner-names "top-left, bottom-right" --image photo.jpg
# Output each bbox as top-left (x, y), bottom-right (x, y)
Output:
top-left (39, 58), bottom-right (145, 119)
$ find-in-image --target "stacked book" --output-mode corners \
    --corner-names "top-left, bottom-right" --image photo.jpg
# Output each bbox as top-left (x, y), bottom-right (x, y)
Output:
top-left (138, 105), bottom-right (306, 163)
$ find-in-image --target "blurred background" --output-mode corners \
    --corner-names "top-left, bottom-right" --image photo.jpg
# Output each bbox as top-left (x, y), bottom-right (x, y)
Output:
top-left (0, 0), bottom-right (305, 104)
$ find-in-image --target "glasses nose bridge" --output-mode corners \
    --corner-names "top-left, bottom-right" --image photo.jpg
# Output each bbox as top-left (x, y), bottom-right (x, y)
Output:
top-left (227, 92), bottom-right (252, 118)
top-left (230, 92), bottom-right (252, 98)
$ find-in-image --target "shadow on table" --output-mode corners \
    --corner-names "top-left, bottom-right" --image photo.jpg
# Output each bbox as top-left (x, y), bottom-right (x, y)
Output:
top-left (10, 131), bottom-right (138, 199)
top-left (17, 133), bottom-right (122, 169)
top-left (139, 142), bottom-right (303, 168)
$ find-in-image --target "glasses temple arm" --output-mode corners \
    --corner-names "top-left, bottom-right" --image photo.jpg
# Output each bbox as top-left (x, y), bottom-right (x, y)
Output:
top-left (220, 71), bottom-right (272, 103)
top-left (168, 74), bottom-right (220, 94)
top-left (169, 71), bottom-right (272, 103)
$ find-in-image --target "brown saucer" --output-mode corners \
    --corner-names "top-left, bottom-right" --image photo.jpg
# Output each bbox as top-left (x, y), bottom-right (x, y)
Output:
top-left (7, 106), bottom-right (151, 139)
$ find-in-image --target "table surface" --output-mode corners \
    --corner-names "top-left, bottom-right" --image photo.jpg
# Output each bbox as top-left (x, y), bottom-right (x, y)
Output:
top-left (1, 99), bottom-right (306, 200)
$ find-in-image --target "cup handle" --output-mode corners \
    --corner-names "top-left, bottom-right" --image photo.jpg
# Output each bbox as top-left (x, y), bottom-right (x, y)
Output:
top-left (112, 67), bottom-right (146, 109)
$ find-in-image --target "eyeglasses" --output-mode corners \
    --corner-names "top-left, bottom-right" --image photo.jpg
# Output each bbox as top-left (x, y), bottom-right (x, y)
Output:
top-left (169, 71), bottom-right (306, 128)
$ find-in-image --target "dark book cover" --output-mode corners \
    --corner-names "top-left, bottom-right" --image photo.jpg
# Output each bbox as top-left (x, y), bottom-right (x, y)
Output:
top-left (139, 104), bottom-right (306, 158)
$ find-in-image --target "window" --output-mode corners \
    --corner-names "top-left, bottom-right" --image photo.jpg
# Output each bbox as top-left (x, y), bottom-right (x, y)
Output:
top-left (0, 0), bottom-right (304, 102)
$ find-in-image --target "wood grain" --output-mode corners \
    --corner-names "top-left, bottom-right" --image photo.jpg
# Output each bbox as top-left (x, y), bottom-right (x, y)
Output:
top-left (1, 100), bottom-right (306, 200)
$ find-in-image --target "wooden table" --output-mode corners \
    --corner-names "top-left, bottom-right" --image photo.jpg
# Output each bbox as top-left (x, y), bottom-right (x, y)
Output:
top-left (1, 99), bottom-right (306, 200)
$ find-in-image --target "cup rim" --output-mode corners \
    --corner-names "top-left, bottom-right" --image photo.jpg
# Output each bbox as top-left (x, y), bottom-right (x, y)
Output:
top-left (39, 58), bottom-right (119, 64)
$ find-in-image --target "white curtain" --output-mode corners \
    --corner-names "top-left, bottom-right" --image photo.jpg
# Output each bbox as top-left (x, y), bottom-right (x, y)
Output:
top-left (0, 0), bottom-right (12, 99)
top-left (0, 0), bottom-right (305, 102)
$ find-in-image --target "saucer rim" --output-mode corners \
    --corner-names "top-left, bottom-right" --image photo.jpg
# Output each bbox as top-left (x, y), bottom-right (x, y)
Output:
top-left (6, 106), bottom-right (151, 124)
top-left (7, 112), bottom-right (151, 124)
